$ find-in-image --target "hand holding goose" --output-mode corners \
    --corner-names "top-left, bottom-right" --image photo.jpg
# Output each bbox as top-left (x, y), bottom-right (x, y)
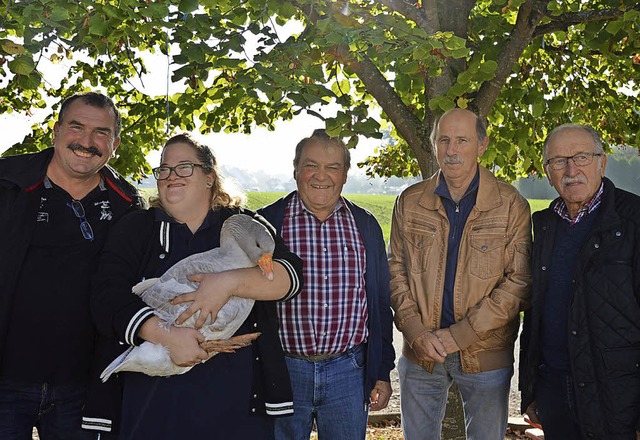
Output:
top-left (100, 214), bottom-right (275, 381)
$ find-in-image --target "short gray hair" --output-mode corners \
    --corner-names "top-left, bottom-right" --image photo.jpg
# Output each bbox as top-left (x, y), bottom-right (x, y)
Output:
top-left (543, 124), bottom-right (605, 161)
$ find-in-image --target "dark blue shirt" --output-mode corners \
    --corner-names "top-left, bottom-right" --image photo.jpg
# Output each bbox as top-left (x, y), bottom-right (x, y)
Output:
top-left (434, 167), bottom-right (480, 328)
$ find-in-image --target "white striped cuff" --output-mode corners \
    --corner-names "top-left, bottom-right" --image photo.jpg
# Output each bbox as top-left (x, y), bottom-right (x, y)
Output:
top-left (125, 307), bottom-right (155, 346)
top-left (265, 400), bottom-right (294, 416)
top-left (81, 416), bottom-right (112, 432)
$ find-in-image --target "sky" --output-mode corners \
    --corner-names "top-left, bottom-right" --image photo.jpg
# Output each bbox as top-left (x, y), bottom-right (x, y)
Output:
top-left (1, 108), bottom-right (378, 177)
top-left (1, 42), bottom-right (378, 177)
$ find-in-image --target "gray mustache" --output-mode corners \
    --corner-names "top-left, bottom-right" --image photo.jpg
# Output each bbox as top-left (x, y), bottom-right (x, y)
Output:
top-left (562, 175), bottom-right (587, 185)
top-left (443, 155), bottom-right (464, 164)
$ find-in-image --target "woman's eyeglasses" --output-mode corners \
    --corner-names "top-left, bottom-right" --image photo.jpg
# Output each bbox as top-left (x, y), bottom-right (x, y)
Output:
top-left (67, 200), bottom-right (94, 241)
top-left (152, 163), bottom-right (206, 180)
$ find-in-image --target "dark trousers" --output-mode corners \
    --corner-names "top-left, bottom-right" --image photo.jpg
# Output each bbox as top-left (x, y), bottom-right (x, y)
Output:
top-left (535, 364), bottom-right (583, 440)
top-left (0, 377), bottom-right (109, 440)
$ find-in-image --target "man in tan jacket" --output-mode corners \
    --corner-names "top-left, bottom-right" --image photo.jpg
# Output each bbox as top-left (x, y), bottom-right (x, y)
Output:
top-left (389, 108), bottom-right (532, 440)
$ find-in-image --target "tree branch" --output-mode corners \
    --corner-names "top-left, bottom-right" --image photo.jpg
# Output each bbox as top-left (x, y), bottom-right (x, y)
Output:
top-left (378, 0), bottom-right (434, 34)
top-left (533, 4), bottom-right (640, 38)
top-left (475, 0), bottom-right (547, 119)
top-left (335, 45), bottom-right (427, 163)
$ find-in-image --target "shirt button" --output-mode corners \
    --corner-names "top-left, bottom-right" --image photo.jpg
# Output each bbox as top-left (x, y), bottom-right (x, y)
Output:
top-left (541, 266), bottom-right (546, 271)
top-left (253, 322), bottom-right (258, 328)
top-left (616, 231), bottom-right (621, 237)
top-left (159, 254), bottom-right (166, 259)
top-left (251, 408), bottom-right (256, 413)
top-left (571, 330), bottom-right (577, 336)
top-left (594, 243), bottom-right (599, 249)
top-left (323, 303), bottom-right (328, 308)
top-left (323, 247), bottom-right (327, 252)
top-left (255, 356), bottom-right (260, 361)
top-left (323, 275), bottom-right (328, 280)
top-left (578, 382), bottom-right (585, 388)
top-left (481, 245), bottom-right (487, 251)
top-left (253, 394), bottom-right (258, 398)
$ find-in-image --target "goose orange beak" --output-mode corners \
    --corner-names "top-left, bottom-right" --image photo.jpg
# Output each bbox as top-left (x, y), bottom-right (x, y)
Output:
top-left (257, 253), bottom-right (274, 281)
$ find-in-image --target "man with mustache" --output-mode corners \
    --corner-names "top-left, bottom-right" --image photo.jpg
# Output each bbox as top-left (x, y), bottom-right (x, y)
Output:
top-left (0, 92), bottom-right (144, 439)
top-left (388, 108), bottom-right (532, 439)
top-left (520, 124), bottom-right (640, 439)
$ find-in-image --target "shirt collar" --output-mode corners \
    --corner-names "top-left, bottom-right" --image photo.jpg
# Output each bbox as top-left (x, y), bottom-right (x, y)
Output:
top-left (553, 181), bottom-right (604, 225)
top-left (291, 191), bottom-right (346, 220)
top-left (434, 165), bottom-right (480, 203)
top-left (43, 175), bottom-right (107, 192)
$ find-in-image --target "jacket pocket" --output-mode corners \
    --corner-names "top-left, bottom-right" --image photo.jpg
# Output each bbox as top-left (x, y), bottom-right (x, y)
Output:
top-left (469, 233), bottom-right (506, 279)
top-left (599, 347), bottom-right (640, 432)
top-left (402, 227), bottom-right (436, 273)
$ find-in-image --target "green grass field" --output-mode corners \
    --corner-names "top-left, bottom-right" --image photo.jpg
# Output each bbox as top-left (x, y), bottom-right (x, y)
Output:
top-left (140, 188), bottom-right (550, 244)
top-left (246, 192), bottom-right (551, 243)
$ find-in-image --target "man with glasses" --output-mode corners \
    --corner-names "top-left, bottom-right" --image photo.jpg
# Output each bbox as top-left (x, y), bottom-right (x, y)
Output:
top-left (520, 124), bottom-right (640, 439)
top-left (0, 92), bottom-right (144, 439)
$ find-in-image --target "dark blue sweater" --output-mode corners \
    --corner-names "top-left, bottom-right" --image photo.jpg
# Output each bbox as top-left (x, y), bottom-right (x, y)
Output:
top-left (540, 210), bottom-right (598, 370)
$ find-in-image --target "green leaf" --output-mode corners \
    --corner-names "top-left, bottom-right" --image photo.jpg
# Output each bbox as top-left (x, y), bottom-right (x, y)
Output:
top-left (13, 72), bottom-right (41, 90)
top-left (88, 14), bottom-right (109, 36)
top-left (1, 40), bottom-right (26, 55)
top-left (8, 56), bottom-right (35, 75)
top-left (605, 20), bottom-right (624, 35)
top-left (179, 0), bottom-right (199, 14)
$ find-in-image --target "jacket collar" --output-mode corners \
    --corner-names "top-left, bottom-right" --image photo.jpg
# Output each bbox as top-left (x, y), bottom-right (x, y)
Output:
top-left (418, 164), bottom-right (502, 212)
top-left (0, 147), bottom-right (141, 204)
top-left (0, 148), bottom-right (54, 189)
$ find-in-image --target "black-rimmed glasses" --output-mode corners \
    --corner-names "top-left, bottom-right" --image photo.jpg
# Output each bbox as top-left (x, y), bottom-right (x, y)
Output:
top-left (67, 200), bottom-right (94, 241)
top-left (545, 152), bottom-right (603, 170)
top-left (152, 163), bottom-right (206, 180)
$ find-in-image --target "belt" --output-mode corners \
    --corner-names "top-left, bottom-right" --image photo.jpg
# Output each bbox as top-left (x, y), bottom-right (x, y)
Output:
top-left (286, 345), bottom-right (361, 362)
top-left (286, 352), bottom-right (341, 362)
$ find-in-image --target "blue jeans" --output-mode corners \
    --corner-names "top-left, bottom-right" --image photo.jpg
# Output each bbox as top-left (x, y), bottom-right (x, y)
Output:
top-left (274, 345), bottom-right (368, 440)
top-left (534, 364), bottom-right (582, 440)
top-left (0, 378), bottom-right (94, 440)
top-left (398, 353), bottom-right (512, 440)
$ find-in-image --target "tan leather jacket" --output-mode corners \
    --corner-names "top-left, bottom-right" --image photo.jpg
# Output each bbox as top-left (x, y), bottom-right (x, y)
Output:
top-left (389, 165), bottom-right (531, 373)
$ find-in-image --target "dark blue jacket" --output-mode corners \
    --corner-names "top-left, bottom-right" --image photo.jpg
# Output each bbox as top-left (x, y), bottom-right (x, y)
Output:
top-left (259, 192), bottom-right (395, 397)
top-left (0, 148), bottom-right (144, 366)
top-left (520, 178), bottom-right (640, 439)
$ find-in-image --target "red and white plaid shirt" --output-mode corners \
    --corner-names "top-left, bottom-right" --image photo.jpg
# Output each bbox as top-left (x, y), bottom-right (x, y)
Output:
top-left (553, 181), bottom-right (604, 225)
top-left (278, 193), bottom-right (368, 356)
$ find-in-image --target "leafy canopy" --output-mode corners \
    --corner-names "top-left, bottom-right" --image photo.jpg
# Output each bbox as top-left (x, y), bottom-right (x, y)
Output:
top-left (1, 0), bottom-right (638, 181)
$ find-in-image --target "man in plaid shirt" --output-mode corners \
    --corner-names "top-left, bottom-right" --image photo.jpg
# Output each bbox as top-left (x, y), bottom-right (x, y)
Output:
top-left (259, 129), bottom-right (395, 440)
